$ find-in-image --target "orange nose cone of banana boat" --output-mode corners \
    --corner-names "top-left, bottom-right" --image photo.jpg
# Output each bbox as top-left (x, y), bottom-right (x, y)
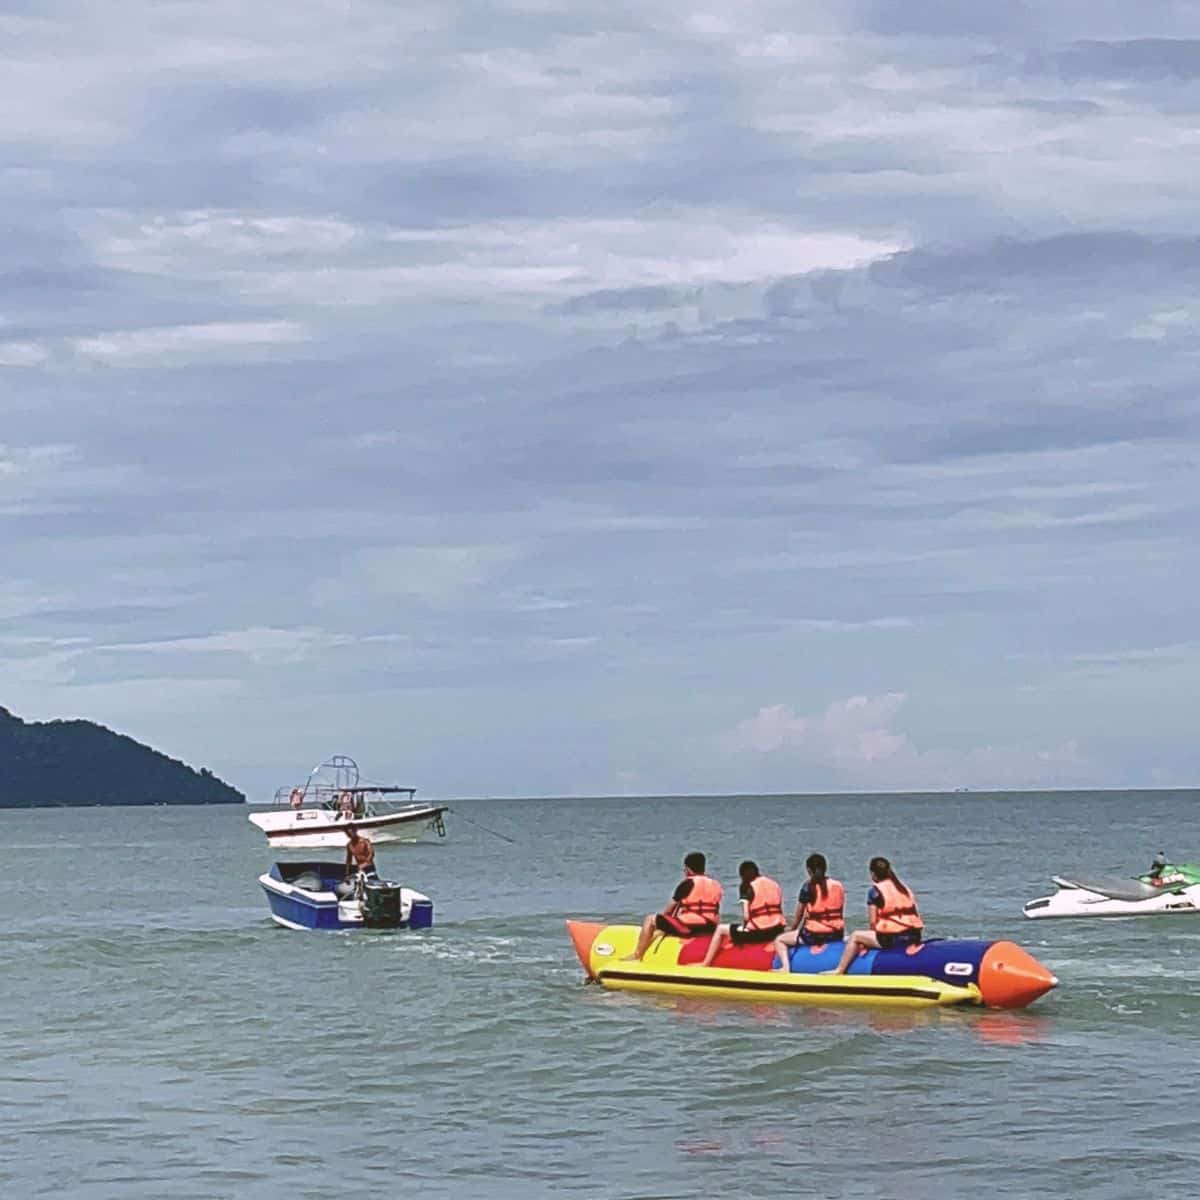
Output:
top-left (567, 920), bottom-right (603, 978)
top-left (979, 941), bottom-right (1058, 1008)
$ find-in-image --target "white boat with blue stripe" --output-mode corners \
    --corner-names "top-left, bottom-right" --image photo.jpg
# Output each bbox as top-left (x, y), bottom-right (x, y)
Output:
top-left (259, 861), bottom-right (434, 931)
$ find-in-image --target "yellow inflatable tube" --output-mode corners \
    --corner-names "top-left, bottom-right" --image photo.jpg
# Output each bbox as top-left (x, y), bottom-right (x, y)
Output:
top-left (568, 921), bottom-right (984, 1010)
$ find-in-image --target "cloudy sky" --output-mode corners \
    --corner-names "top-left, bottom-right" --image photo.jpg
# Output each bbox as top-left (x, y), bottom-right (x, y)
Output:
top-left (3, 1), bottom-right (1200, 799)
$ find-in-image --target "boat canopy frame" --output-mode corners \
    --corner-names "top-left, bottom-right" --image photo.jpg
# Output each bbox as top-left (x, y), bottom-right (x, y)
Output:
top-left (271, 754), bottom-right (419, 818)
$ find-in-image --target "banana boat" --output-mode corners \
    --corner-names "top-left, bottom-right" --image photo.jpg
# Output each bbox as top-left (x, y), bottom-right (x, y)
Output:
top-left (567, 921), bottom-right (1058, 1010)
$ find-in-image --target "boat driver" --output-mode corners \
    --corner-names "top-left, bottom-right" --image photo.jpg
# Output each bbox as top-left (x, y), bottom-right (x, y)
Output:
top-left (344, 825), bottom-right (378, 879)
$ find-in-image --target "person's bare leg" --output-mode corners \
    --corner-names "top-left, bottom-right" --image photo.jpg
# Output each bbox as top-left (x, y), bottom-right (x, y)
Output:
top-left (773, 929), bottom-right (799, 972)
top-left (831, 931), bottom-right (878, 974)
top-left (700, 922), bottom-right (731, 967)
top-left (622, 913), bottom-right (657, 961)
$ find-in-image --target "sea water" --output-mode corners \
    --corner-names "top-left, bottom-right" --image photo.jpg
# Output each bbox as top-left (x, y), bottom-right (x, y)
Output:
top-left (2, 790), bottom-right (1199, 1199)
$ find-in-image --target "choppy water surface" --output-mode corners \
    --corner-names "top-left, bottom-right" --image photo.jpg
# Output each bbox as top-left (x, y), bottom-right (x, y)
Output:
top-left (3, 791), bottom-right (1200, 1199)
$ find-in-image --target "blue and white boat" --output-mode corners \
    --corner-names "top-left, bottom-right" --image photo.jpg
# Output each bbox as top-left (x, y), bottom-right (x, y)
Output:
top-left (259, 861), bottom-right (434, 931)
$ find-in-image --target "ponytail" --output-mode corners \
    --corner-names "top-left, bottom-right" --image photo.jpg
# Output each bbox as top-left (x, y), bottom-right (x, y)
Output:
top-left (869, 855), bottom-right (910, 897)
top-left (806, 852), bottom-right (829, 901)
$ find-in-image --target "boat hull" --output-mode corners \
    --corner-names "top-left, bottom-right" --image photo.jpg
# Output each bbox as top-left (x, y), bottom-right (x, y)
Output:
top-left (1024, 881), bottom-right (1200, 919)
top-left (567, 922), bottom-right (1057, 1010)
top-left (248, 805), bottom-right (448, 849)
top-left (260, 862), bottom-right (434, 931)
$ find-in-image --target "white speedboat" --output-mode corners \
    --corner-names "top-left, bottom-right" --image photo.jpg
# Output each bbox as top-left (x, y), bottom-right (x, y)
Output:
top-left (1024, 859), bottom-right (1200, 919)
top-left (248, 754), bottom-right (448, 850)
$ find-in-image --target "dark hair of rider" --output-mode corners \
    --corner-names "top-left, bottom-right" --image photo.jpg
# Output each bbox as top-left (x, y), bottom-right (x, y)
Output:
top-left (869, 855), bottom-right (910, 896)
top-left (683, 851), bottom-right (706, 875)
top-left (738, 859), bottom-right (759, 883)
top-left (806, 852), bottom-right (829, 901)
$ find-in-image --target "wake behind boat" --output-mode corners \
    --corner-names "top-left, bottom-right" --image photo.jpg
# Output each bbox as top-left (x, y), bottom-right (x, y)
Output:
top-left (248, 754), bottom-right (448, 849)
top-left (1024, 858), bottom-right (1200, 919)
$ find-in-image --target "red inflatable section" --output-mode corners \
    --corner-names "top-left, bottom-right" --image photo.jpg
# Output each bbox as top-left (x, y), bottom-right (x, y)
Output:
top-left (676, 939), bottom-right (777, 970)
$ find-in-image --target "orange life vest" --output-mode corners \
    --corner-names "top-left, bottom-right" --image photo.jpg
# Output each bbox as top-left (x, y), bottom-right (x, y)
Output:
top-left (745, 875), bottom-right (785, 931)
top-left (803, 878), bottom-right (845, 936)
top-left (872, 876), bottom-right (923, 935)
top-left (675, 874), bottom-right (723, 926)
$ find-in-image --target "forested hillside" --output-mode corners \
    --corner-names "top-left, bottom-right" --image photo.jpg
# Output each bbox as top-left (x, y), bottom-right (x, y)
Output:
top-left (0, 706), bottom-right (243, 807)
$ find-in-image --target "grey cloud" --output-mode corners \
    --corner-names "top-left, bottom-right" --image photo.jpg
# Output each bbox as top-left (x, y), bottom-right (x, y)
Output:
top-left (1054, 38), bottom-right (1200, 80)
top-left (1006, 97), bottom-right (1105, 115)
top-left (361, 159), bottom-right (602, 223)
top-left (141, 81), bottom-right (364, 141)
top-left (898, 417), bottom-right (1188, 466)
top-left (867, 233), bottom-right (1200, 291)
top-left (552, 285), bottom-right (700, 315)
top-left (854, 0), bottom-right (1034, 38)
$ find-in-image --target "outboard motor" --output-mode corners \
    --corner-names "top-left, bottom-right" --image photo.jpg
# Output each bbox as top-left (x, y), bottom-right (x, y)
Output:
top-left (361, 878), bottom-right (403, 927)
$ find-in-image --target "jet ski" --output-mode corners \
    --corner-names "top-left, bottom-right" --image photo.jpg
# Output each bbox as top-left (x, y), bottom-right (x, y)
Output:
top-left (1023, 859), bottom-right (1200, 919)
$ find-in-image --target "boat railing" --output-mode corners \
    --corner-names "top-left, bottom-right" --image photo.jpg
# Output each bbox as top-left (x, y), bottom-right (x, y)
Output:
top-left (271, 784), bottom-right (419, 818)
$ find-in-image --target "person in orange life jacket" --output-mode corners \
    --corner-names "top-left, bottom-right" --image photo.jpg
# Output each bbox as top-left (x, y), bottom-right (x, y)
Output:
top-left (343, 825), bottom-right (378, 879)
top-left (700, 860), bottom-right (786, 968)
top-left (624, 851), bottom-right (723, 961)
top-left (830, 856), bottom-right (922, 975)
top-left (771, 852), bottom-right (845, 973)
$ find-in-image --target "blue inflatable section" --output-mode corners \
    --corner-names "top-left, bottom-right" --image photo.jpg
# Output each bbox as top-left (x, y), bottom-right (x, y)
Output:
top-left (784, 939), bottom-right (993, 988)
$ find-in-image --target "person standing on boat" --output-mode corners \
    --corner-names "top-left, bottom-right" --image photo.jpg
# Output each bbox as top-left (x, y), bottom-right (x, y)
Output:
top-left (623, 852), bottom-right (723, 961)
top-left (829, 856), bottom-right (923, 975)
top-left (699, 860), bottom-right (785, 967)
top-left (344, 825), bottom-right (378, 879)
top-left (771, 853), bottom-right (845, 973)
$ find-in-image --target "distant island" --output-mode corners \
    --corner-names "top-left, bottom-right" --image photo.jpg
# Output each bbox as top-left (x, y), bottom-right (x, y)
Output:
top-left (0, 705), bottom-right (244, 808)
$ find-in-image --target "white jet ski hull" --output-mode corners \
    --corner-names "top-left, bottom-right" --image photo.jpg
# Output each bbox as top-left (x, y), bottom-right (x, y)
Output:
top-left (1024, 880), bottom-right (1200, 919)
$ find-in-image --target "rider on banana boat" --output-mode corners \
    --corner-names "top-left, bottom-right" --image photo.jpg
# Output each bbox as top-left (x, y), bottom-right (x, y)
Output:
top-left (624, 851), bottom-right (723, 961)
top-left (829, 856), bottom-right (923, 975)
top-left (700, 860), bottom-right (786, 967)
top-left (772, 852), bottom-right (845, 973)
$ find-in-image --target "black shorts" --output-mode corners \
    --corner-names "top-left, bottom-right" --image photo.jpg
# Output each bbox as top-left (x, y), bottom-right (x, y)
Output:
top-left (729, 923), bottom-right (785, 946)
top-left (800, 929), bottom-right (842, 946)
top-left (656, 914), bottom-right (716, 938)
top-left (877, 929), bottom-right (922, 950)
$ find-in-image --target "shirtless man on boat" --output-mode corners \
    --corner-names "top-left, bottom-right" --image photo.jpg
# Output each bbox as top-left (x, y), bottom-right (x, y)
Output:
top-left (344, 825), bottom-right (377, 879)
